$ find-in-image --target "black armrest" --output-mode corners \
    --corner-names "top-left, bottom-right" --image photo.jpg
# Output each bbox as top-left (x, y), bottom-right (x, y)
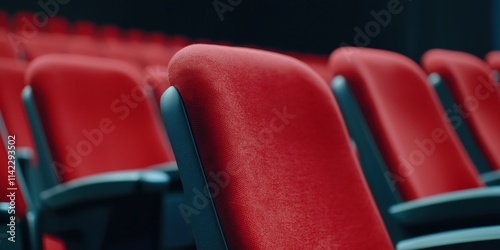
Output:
top-left (40, 170), bottom-right (171, 210)
top-left (0, 202), bottom-right (9, 221)
top-left (149, 162), bottom-right (183, 191)
top-left (389, 187), bottom-right (500, 230)
top-left (482, 170), bottom-right (500, 186)
top-left (397, 225), bottom-right (500, 250)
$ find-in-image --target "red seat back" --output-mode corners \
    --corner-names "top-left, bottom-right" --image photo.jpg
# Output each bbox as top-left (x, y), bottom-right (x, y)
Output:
top-left (0, 30), bottom-right (17, 58)
top-left (74, 21), bottom-right (96, 37)
top-left (167, 44), bottom-right (392, 249)
top-left (485, 51), bottom-right (500, 72)
top-left (23, 33), bottom-right (69, 60)
top-left (26, 54), bottom-right (174, 182)
top-left (0, 59), bottom-right (32, 218)
top-left (125, 29), bottom-right (144, 43)
top-left (13, 12), bottom-right (36, 34)
top-left (0, 59), bottom-right (30, 216)
top-left (144, 65), bottom-right (170, 104)
top-left (65, 35), bottom-right (102, 57)
top-left (0, 10), bottom-right (8, 31)
top-left (329, 47), bottom-right (483, 201)
top-left (102, 40), bottom-right (142, 67)
top-left (47, 16), bottom-right (70, 34)
top-left (422, 49), bottom-right (500, 171)
top-left (0, 59), bottom-right (34, 148)
top-left (293, 53), bottom-right (331, 83)
top-left (148, 32), bottom-right (168, 46)
top-left (100, 25), bottom-right (122, 41)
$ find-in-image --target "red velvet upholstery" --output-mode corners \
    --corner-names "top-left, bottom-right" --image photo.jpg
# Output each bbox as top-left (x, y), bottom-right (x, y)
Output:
top-left (13, 12), bottom-right (35, 33)
top-left (0, 60), bottom-right (67, 250)
top-left (329, 47), bottom-right (483, 201)
top-left (422, 49), bottom-right (500, 171)
top-left (0, 59), bottom-right (34, 149)
top-left (74, 21), bottom-right (96, 37)
top-left (0, 10), bottom-right (7, 31)
top-left (148, 32), bottom-right (168, 46)
top-left (485, 51), bottom-right (500, 71)
top-left (0, 30), bottom-right (17, 58)
top-left (294, 53), bottom-right (331, 83)
top-left (145, 65), bottom-right (170, 104)
top-left (168, 44), bottom-right (392, 249)
top-left (0, 60), bottom-right (29, 216)
top-left (23, 33), bottom-right (69, 60)
top-left (100, 25), bottom-right (122, 41)
top-left (125, 29), bottom-right (144, 43)
top-left (26, 54), bottom-right (174, 182)
top-left (141, 43), bottom-right (173, 66)
top-left (47, 17), bottom-right (70, 34)
top-left (65, 36), bottom-right (102, 57)
top-left (102, 40), bottom-right (142, 67)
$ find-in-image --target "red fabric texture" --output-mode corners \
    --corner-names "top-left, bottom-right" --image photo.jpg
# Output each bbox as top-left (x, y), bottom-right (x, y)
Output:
top-left (0, 59), bottom-right (34, 149)
top-left (0, 10), bottom-right (7, 31)
top-left (100, 25), bottom-right (122, 41)
top-left (485, 51), bottom-right (500, 71)
top-left (0, 59), bottom-right (29, 218)
top-left (329, 47), bottom-right (483, 201)
top-left (0, 30), bottom-right (17, 58)
top-left (422, 49), bottom-right (500, 171)
top-left (65, 36), bottom-right (103, 57)
top-left (26, 54), bottom-right (174, 182)
top-left (74, 21), bottom-right (96, 37)
top-left (168, 44), bottom-right (392, 249)
top-left (47, 17), bottom-right (70, 34)
top-left (293, 53), bottom-right (332, 83)
top-left (23, 33), bottom-right (69, 61)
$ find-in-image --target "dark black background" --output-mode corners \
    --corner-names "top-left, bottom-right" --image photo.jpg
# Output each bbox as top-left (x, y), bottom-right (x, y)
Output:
top-left (0, 0), bottom-right (494, 61)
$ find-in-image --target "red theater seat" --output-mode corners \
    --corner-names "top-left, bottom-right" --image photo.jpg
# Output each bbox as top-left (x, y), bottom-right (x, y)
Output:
top-left (0, 59), bottom-right (67, 250)
top-left (102, 40), bottom-right (143, 67)
top-left (65, 35), bottom-right (102, 57)
top-left (47, 17), bottom-right (70, 34)
top-left (0, 59), bottom-right (34, 151)
top-left (74, 21), bottom-right (96, 37)
top-left (23, 54), bottom-right (193, 249)
top-left (422, 49), bottom-right (500, 183)
top-left (293, 53), bottom-right (331, 82)
top-left (329, 47), bottom-right (500, 239)
top-left (0, 31), bottom-right (18, 58)
top-left (485, 51), bottom-right (500, 73)
top-left (166, 36), bottom-right (188, 51)
top-left (141, 43), bottom-right (172, 66)
top-left (100, 24), bottom-right (122, 40)
top-left (13, 12), bottom-right (36, 34)
top-left (25, 54), bottom-right (174, 182)
top-left (148, 32), bottom-right (168, 45)
top-left (161, 44), bottom-right (500, 249)
top-left (163, 44), bottom-right (393, 250)
top-left (23, 33), bottom-right (69, 60)
top-left (144, 65), bottom-right (170, 105)
top-left (331, 48), bottom-right (483, 200)
top-left (0, 10), bottom-right (8, 31)
top-left (125, 29), bottom-right (144, 43)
